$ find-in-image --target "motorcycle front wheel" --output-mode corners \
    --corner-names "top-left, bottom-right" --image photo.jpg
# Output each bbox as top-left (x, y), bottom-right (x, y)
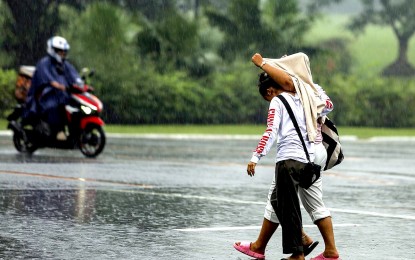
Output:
top-left (79, 124), bottom-right (106, 158)
top-left (12, 131), bottom-right (38, 154)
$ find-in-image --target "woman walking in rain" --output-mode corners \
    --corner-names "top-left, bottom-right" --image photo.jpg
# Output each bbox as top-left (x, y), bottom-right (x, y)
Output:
top-left (234, 53), bottom-right (341, 260)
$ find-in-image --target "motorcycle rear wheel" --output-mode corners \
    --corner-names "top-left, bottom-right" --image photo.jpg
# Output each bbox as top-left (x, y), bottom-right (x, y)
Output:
top-left (79, 124), bottom-right (106, 158)
top-left (13, 131), bottom-right (38, 154)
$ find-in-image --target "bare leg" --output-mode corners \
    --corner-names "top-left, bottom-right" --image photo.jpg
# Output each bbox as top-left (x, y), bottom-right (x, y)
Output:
top-left (315, 217), bottom-right (340, 258)
top-left (283, 231), bottom-right (312, 260)
top-left (235, 218), bottom-right (316, 257)
top-left (302, 230), bottom-right (314, 246)
top-left (235, 218), bottom-right (278, 254)
top-left (250, 218), bottom-right (279, 253)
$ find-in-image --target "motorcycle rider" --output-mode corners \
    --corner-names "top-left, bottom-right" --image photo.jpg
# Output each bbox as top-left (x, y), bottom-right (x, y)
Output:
top-left (24, 36), bottom-right (83, 140)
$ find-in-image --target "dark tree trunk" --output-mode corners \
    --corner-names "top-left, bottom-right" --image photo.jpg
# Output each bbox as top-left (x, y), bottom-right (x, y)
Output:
top-left (382, 35), bottom-right (415, 77)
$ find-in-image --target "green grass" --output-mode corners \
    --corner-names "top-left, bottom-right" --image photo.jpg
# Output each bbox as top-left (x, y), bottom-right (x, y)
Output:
top-left (304, 14), bottom-right (415, 76)
top-left (3, 119), bottom-right (414, 139)
top-left (339, 127), bottom-right (415, 139)
top-left (104, 124), bottom-right (263, 135)
top-left (106, 124), bottom-right (415, 139)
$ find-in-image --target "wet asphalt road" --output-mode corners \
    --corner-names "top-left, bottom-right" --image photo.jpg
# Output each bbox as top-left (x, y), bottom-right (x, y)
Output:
top-left (0, 132), bottom-right (414, 260)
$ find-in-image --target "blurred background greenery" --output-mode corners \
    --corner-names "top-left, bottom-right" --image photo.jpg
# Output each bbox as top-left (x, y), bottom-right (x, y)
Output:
top-left (0, 0), bottom-right (414, 128)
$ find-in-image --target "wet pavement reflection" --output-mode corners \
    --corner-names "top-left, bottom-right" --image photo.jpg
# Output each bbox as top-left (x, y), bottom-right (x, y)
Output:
top-left (0, 134), bottom-right (414, 259)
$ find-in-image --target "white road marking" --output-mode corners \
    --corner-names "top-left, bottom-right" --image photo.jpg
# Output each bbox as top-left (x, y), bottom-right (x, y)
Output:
top-left (174, 223), bottom-right (361, 232)
top-left (2, 169), bottom-right (413, 221)
top-left (328, 208), bottom-right (415, 220)
top-left (112, 189), bottom-right (415, 221)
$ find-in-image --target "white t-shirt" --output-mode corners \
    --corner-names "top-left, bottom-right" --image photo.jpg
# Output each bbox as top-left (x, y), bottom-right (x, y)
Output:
top-left (250, 92), bottom-right (314, 164)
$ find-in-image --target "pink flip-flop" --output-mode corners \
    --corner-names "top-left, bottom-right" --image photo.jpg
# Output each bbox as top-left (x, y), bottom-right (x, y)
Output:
top-left (233, 242), bottom-right (265, 260)
top-left (310, 252), bottom-right (341, 260)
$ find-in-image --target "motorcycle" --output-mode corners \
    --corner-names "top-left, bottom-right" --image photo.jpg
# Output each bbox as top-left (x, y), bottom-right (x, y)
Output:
top-left (7, 67), bottom-right (106, 158)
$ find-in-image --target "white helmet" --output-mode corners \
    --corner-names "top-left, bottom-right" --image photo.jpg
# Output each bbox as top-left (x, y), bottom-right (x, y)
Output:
top-left (47, 36), bottom-right (70, 63)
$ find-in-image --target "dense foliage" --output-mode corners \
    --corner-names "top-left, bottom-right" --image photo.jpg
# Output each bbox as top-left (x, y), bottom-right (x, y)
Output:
top-left (322, 75), bottom-right (415, 127)
top-left (0, 69), bottom-right (16, 118)
top-left (3, 65), bottom-right (415, 127)
top-left (0, 0), bottom-right (414, 127)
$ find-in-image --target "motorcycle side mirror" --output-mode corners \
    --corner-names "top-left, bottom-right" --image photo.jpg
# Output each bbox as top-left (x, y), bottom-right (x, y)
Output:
top-left (81, 67), bottom-right (95, 80)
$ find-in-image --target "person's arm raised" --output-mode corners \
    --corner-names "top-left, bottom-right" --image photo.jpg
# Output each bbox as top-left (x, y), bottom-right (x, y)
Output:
top-left (251, 53), bottom-right (295, 92)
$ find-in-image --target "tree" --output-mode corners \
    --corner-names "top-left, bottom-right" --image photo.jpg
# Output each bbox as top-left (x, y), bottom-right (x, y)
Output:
top-left (136, 11), bottom-right (200, 72)
top-left (204, 0), bottom-right (310, 61)
top-left (61, 2), bottom-right (141, 123)
top-left (0, 4), bottom-right (10, 67)
top-left (105, 0), bottom-right (175, 20)
top-left (259, 0), bottom-right (310, 55)
top-left (1, 0), bottom-right (87, 68)
top-left (1, 0), bottom-right (59, 67)
top-left (309, 0), bottom-right (415, 77)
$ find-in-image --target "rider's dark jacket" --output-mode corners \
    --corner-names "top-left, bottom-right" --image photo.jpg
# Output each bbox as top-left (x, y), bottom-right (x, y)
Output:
top-left (24, 55), bottom-right (80, 124)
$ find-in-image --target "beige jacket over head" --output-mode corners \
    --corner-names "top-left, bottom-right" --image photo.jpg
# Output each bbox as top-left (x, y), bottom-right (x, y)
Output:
top-left (263, 52), bottom-right (325, 142)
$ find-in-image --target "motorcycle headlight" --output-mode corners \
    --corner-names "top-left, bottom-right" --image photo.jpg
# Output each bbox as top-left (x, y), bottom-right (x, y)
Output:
top-left (81, 105), bottom-right (93, 114)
